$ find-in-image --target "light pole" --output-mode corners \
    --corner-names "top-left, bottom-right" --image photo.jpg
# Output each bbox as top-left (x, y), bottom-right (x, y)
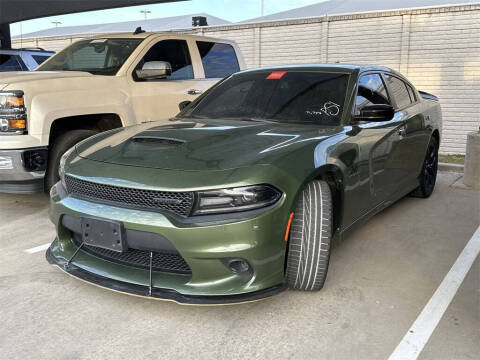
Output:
top-left (261, 0), bottom-right (265, 16)
top-left (51, 21), bottom-right (62, 28)
top-left (140, 10), bottom-right (151, 20)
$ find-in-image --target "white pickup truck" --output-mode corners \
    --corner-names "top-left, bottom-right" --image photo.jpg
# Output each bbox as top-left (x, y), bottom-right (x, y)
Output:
top-left (0, 31), bottom-right (244, 193)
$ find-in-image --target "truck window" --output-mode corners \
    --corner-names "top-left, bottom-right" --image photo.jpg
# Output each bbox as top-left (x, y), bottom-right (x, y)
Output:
top-left (0, 54), bottom-right (24, 71)
top-left (137, 40), bottom-right (193, 80)
top-left (384, 74), bottom-right (412, 109)
top-left (355, 73), bottom-right (391, 113)
top-left (196, 42), bottom-right (240, 78)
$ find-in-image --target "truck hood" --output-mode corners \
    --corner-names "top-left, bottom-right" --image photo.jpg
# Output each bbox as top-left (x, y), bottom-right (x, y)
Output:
top-left (0, 71), bottom-right (93, 86)
top-left (75, 118), bottom-right (343, 171)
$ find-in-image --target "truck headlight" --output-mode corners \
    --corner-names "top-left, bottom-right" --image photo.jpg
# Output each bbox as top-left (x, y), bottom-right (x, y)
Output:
top-left (58, 146), bottom-right (76, 188)
top-left (0, 91), bottom-right (27, 134)
top-left (192, 185), bottom-right (282, 215)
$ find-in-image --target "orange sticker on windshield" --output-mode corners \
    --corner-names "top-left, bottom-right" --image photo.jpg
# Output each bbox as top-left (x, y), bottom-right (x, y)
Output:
top-left (267, 71), bottom-right (287, 80)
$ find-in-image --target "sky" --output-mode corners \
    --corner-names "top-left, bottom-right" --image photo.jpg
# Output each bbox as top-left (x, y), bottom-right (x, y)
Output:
top-left (11, 0), bottom-right (326, 36)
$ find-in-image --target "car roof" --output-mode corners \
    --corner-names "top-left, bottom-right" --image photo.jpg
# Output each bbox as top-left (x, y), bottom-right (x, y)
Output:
top-left (237, 64), bottom-right (412, 81)
top-left (239, 64), bottom-right (395, 74)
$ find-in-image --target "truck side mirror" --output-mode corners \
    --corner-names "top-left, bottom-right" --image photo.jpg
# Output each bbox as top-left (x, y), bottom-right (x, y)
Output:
top-left (179, 101), bottom-right (192, 111)
top-left (136, 61), bottom-right (172, 80)
top-left (354, 104), bottom-right (395, 122)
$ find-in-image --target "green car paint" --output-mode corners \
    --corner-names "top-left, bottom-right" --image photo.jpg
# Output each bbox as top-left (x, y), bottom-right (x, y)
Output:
top-left (47, 65), bottom-right (441, 304)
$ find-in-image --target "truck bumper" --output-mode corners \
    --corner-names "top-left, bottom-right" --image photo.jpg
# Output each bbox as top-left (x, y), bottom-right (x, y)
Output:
top-left (0, 148), bottom-right (47, 193)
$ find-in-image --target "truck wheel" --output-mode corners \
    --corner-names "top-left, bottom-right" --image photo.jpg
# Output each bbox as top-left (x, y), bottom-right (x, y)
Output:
top-left (44, 129), bottom-right (98, 192)
top-left (410, 136), bottom-right (438, 198)
top-left (285, 180), bottom-right (332, 291)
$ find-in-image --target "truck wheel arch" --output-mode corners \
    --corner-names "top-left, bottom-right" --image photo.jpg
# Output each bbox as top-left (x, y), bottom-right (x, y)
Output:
top-left (48, 113), bottom-right (123, 147)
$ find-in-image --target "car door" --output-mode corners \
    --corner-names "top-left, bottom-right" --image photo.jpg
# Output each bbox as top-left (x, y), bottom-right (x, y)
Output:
top-left (128, 38), bottom-right (207, 123)
top-left (382, 73), bottom-right (430, 193)
top-left (353, 72), bottom-right (407, 209)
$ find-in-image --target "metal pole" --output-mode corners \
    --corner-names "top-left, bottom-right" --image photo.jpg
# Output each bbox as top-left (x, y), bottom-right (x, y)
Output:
top-left (0, 24), bottom-right (12, 49)
top-left (140, 10), bottom-right (151, 20)
top-left (261, 0), bottom-right (265, 16)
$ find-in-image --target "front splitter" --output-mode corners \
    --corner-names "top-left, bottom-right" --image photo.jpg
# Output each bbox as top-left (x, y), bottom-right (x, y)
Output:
top-left (46, 247), bottom-right (286, 305)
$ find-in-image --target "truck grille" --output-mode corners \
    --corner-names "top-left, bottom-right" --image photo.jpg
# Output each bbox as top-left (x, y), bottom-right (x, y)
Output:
top-left (72, 234), bottom-right (192, 274)
top-left (65, 175), bottom-right (194, 217)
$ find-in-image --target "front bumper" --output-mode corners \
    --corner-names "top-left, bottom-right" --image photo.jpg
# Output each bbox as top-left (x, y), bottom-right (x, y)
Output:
top-left (46, 247), bottom-right (285, 305)
top-left (48, 182), bottom-right (290, 304)
top-left (0, 148), bottom-right (47, 193)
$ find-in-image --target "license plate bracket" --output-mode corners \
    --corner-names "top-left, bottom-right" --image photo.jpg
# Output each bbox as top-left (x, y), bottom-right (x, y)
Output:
top-left (81, 217), bottom-right (126, 253)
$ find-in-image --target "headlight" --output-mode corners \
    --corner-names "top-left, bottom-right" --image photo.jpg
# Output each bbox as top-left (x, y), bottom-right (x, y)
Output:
top-left (192, 185), bottom-right (282, 215)
top-left (0, 91), bottom-right (27, 134)
top-left (58, 146), bottom-right (76, 188)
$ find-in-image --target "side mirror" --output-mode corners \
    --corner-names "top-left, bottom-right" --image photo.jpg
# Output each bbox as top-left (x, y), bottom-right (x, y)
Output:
top-left (178, 100), bottom-right (192, 111)
top-left (354, 104), bottom-right (395, 122)
top-left (136, 61), bottom-right (172, 80)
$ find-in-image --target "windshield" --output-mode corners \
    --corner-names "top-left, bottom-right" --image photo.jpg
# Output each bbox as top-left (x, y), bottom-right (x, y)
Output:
top-left (37, 38), bottom-right (143, 75)
top-left (183, 70), bottom-right (349, 125)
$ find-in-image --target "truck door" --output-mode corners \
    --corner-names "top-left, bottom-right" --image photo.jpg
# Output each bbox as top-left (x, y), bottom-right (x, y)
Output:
top-left (129, 38), bottom-right (204, 123)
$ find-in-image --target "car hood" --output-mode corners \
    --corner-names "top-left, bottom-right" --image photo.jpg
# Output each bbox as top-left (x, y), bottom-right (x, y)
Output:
top-left (76, 118), bottom-right (344, 171)
top-left (0, 71), bottom-right (93, 87)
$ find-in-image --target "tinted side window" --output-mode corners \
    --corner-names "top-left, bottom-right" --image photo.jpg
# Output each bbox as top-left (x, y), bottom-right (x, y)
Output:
top-left (32, 55), bottom-right (51, 66)
top-left (355, 73), bottom-right (390, 113)
top-left (384, 75), bottom-right (411, 109)
top-left (0, 55), bottom-right (24, 71)
top-left (138, 40), bottom-right (193, 80)
top-left (197, 42), bottom-right (240, 78)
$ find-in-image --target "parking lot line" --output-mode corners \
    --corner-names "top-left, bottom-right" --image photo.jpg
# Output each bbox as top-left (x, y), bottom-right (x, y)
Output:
top-left (24, 243), bottom-right (51, 254)
top-left (388, 225), bottom-right (480, 360)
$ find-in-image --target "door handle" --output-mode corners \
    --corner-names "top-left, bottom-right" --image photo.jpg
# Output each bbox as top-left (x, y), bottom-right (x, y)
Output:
top-left (188, 89), bottom-right (203, 95)
top-left (397, 126), bottom-right (406, 137)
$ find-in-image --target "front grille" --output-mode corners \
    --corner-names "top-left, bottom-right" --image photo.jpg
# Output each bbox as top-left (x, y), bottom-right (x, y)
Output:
top-left (72, 235), bottom-right (191, 274)
top-left (65, 175), bottom-right (194, 217)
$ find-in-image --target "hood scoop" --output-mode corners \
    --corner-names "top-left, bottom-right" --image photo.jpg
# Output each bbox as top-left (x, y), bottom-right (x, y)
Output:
top-left (130, 135), bottom-right (185, 147)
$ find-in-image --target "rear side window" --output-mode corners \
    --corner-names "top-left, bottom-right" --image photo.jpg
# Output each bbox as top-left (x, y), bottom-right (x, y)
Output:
top-left (138, 39), bottom-right (193, 80)
top-left (384, 74), bottom-right (412, 109)
top-left (406, 84), bottom-right (417, 103)
top-left (0, 54), bottom-right (24, 71)
top-left (197, 42), bottom-right (240, 78)
top-left (355, 73), bottom-right (390, 113)
top-left (32, 55), bottom-right (51, 66)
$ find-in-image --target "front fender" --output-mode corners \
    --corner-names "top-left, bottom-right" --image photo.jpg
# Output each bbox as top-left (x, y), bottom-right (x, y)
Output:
top-left (28, 88), bottom-right (135, 143)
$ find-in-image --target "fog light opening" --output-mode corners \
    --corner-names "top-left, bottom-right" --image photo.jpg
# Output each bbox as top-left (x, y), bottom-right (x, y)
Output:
top-left (223, 258), bottom-right (253, 276)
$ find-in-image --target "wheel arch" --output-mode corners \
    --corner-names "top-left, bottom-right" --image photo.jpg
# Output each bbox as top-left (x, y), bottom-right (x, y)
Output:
top-left (48, 113), bottom-right (123, 147)
top-left (295, 164), bottom-right (345, 239)
top-left (432, 129), bottom-right (440, 147)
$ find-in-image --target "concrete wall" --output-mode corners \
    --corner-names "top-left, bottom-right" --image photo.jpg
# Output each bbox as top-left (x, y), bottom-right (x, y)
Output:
top-left (13, 4), bottom-right (480, 154)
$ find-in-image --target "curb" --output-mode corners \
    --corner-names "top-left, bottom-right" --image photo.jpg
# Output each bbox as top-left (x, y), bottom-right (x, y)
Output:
top-left (438, 162), bottom-right (464, 173)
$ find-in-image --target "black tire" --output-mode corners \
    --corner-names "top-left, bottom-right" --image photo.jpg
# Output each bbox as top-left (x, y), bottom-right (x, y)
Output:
top-left (44, 129), bottom-right (98, 192)
top-left (410, 136), bottom-right (439, 198)
top-left (285, 180), bottom-right (332, 291)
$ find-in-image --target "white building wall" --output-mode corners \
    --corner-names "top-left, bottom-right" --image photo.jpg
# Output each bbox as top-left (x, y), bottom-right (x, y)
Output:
top-left (13, 4), bottom-right (480, 154)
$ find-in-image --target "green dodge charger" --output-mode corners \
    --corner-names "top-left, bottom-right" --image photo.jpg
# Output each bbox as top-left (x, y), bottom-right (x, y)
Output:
top-left (47, 65), bottom-right (442, 304)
